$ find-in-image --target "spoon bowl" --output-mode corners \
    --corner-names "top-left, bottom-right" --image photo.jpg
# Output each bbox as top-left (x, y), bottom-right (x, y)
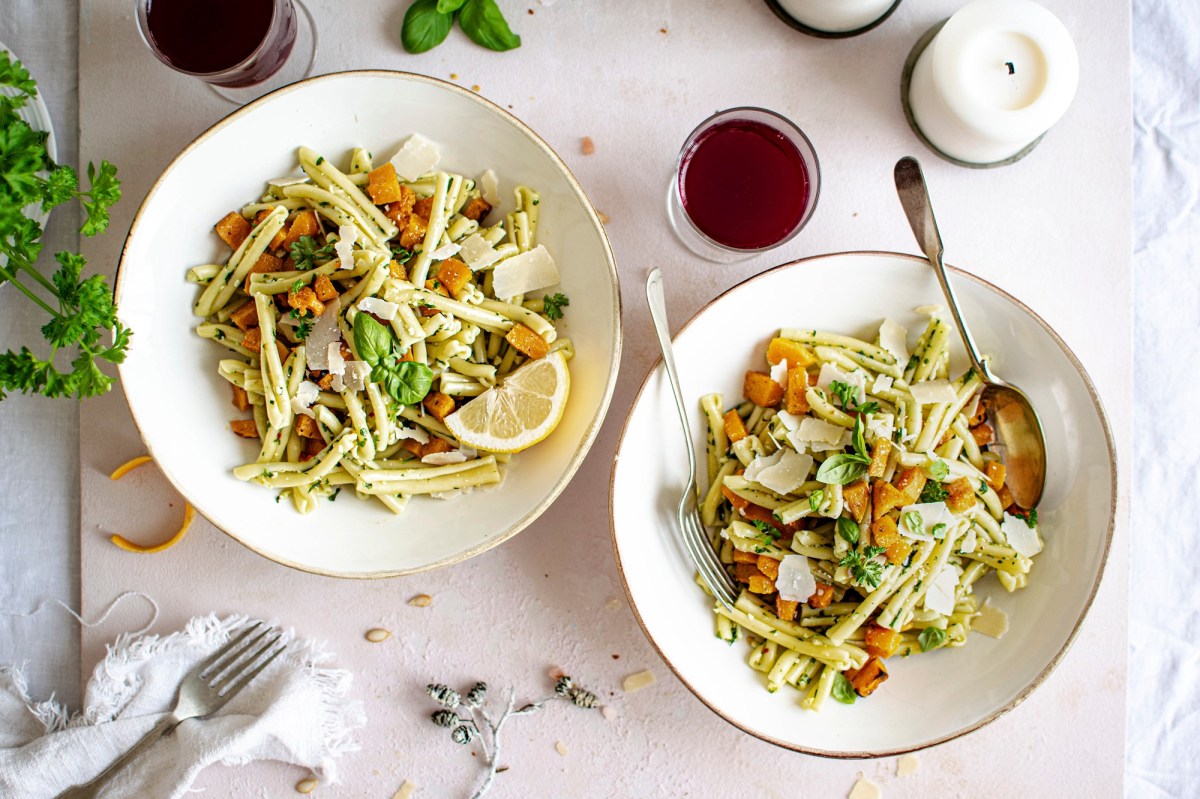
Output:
top-left (893, 156), bottom-right (1046, 508)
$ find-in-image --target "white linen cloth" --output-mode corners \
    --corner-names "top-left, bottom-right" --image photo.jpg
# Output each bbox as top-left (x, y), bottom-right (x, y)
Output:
top-left (0, 615), bottom-right (365, 798)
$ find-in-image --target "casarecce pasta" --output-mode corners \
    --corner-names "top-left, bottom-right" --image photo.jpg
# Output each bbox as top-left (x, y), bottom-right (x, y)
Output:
top-left (189, 137), bottom-right (571, 514)
top-left (699, 308), bottom-right (1042, 709)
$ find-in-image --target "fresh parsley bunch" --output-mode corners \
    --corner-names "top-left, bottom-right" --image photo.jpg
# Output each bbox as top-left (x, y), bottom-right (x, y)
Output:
top-left (402, 0), bottom-right (521, 54)
top-left (0, 53), bottom-right (126, 400)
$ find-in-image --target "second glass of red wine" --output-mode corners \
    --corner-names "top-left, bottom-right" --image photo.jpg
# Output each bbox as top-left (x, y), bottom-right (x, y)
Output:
top-left (135, 0), bottom-right (317, 103)
top-left (667, 108), bottom-right (821, 262)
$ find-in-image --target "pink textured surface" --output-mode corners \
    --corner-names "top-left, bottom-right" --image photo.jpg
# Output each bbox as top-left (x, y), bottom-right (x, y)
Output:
top-left (79, 0), bottom-right (1130, 795)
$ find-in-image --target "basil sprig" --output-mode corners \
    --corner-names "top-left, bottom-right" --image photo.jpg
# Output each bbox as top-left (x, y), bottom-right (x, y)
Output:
top-left (918, 627), bottom-right (947, 652)
top-left (831, 673), bottom-right (856, 704)
top-left (401, 0), bottom-right (521, 54)
top-left (836, 516), bottom-right (859, 546)
top-left (352, 312), bottom-right (434, 405)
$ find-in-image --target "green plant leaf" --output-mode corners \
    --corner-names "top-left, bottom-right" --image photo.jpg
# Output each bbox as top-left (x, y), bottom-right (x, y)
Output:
top-left (831, 673), bottom-right (856, 704)
top-left (918, 627), bottom-right (947, 652)
top-left (353, 311), bottom-right (393, 366)
top-left (815, 454), bottom-right (870, 485)
top-left (402, 0), bottom-right (455, 54)
top-left (459, 0), bottom-right (521, 51)
top-left (836, 516), bottom-right (859, 546)
top-left (437, 0), bottom-right (466, 11)
top-left (377, 359), bottom-right (435, 406)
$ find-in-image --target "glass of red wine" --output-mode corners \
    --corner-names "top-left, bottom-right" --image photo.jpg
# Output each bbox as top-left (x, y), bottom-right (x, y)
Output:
top-left (135, 0), bottom-right (317, 103)
top-left (667, 108), bottom-right (821, 262)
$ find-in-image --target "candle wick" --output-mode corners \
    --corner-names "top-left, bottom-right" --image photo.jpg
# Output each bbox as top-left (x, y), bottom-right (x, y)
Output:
top-left (1005, 61), bottom-right (1016, 75)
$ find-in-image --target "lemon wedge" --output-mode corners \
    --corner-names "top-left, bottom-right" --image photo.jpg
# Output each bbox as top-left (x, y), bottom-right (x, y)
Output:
top-left (445, 350), bottom-right (570, 453)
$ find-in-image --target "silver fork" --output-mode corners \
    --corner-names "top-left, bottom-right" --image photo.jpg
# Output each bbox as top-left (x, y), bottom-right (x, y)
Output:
top-left (646, 268), bottom-right (739, 611)
top-left (55, 622), bottom-right (286, 799)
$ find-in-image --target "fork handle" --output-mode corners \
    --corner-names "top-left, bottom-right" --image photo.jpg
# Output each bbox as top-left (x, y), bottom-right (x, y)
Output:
top-left (54, 714), bottom-right (180, 799)
top-left (645, 269), bottom-right (698, 477)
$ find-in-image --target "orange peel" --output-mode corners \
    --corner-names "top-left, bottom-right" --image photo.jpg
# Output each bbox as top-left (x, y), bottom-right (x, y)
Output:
top-left (108, 455), bottom-right (195, 554)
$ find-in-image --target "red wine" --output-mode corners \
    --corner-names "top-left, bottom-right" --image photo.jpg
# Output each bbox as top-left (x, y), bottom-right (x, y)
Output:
top-left (145, 0), bottom-right (295, 86)
top-left (679, 119), bottom-right (811, 250)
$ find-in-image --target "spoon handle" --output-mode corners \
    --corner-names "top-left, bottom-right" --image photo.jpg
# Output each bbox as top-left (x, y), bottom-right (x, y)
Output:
top-left (893, 157), bottom-right (994, 383)
top-left (645, 268), bottom-right (697, 478)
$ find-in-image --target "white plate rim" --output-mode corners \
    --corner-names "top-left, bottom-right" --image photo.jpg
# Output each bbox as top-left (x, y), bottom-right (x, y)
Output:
top-left (113, 69), bottom-right (623, 578)
top-left (608, 250), bottom-right (1117, 757)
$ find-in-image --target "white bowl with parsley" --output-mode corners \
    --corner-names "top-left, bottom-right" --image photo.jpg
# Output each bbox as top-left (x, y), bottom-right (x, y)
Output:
top-left (610, 252), bottom-right (1115, 756)
top-left (116, 71), bottom-right (620, 577)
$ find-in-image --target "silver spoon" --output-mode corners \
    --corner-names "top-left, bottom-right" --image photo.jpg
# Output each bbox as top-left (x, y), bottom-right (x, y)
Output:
top-left (893, 156), bottom-right (1046, 509)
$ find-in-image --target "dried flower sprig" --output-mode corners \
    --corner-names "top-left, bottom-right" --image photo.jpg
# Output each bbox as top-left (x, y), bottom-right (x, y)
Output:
top-left (425, 675), bottom-right (599, 799)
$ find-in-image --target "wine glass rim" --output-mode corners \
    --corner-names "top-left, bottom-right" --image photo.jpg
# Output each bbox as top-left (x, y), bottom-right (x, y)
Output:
top-left (134, 0), bottom-right (288, 80)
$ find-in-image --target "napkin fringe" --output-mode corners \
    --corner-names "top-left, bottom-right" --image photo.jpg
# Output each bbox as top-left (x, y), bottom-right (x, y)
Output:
top-left (0, 663), bottom-right (72, 734)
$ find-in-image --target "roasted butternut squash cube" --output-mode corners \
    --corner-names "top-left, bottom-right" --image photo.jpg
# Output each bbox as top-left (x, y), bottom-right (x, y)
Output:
top-left (436, 258), bottom-right (472, 299)
top-left (243, 252), bottom-right (284, 292)
top-left (843, 479), bottom-right (870, 522)
top-left (785, 367), bottom-right (810, 415)
top-left (747, 574), bottom-right (775, 594)
top-left (970, 421), bottom-right (995, 446)
top-left (412, 196), bottom-right (434, 223)
top-left (312, 274), bottom-right (338, 302)
top-left (775, 595), bottom-right (799, 622)
top-left (968, 401), bottom-right (988, 428)
top-left (229, 419), bottom-right (258, 439)
top-left (461, 196), bottom-right (492, 222)
top-left (808, 582), bottom-right (834, 609)
top-left (423, 391), bottom-right (455, 421)
top-left (240, 327), bottom-right (262, 353)
top-left (230, 384), bottom-right (250, 412)
top-left (399, 212), bottom-right (428, 250)
top-left (420, 437), bottom-right (454, 458)
top-left (893, 466), bottom-right (927, 505)
top-left (230, 300), bottom-right (259, 332)
top-left (868, 438), bottom-right (892, 479)
top-left (505, 323), bottom-right (549, 359)
top-left (732, 548), bottom-right (759, 564)
top-left (366, 162), bottom-right (404, 205)
top-left (424, 277), bottom-right (451, 298)
top-left (301, 436), bottom-right (325, 461)
top-left (756, 555), bottom-right (781, 580)
top-left (280, 210), bottom-right (320, 253)
top-left (741, 503), bottom-right (804, 538)
top-left (721, 484), bottom-right (750, 513)
top-left (870, 515), bottom-right (898, 548)
top-left (317, 373), bottom-right (335, 391)
top-left (864, 623), bottom-right (903, 659)
top-left (873, 481), bottom-right (907, 520)
top-left (744, 371), bottom-right (783, 408)
top-left (383, 186), bottom-right (417, 229)
top-left (997, 484), bottom-right (1014, 509)
top-left (288, 285), bottom-right (325, 317)
top-left (388, 259), bottom-right (409, 281)
top-left (885, 537), bottom-right (912, 566)
top-left (723, 409), bottom-right (748, 443)
top-left (294, 414), bottom-right (321, 439)
top-left (401, 438), bottom-right (423, 458)
top-left (215, 212), bottom-right (252, 250)
top-left (766, 337), bottom-right (817, 369)
top-left (734, 562), bottom-right (762, 582)
top-left (845, 656), bottom-right (888, 697)
top-left (984, 460), bottom-right (1006, 492)
top-left (945, 476), bottom-right (978, 513)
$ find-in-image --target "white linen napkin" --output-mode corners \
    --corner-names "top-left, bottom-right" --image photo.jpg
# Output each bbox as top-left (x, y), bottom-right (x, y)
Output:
top-left (0, 614), bottom-right (365, 798)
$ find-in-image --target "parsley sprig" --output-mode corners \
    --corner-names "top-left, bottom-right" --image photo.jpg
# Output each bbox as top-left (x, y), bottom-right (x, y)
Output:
top-left (542, 292), bottom-right (569, 321)
top-left (840, 546), bottom-right (886, 589)
top-left (0, 53), bottom-right (126, 399)
top-left (828, 379), bottom-right (880, 415)
top-left (289, 235), bottom-right (335, 271)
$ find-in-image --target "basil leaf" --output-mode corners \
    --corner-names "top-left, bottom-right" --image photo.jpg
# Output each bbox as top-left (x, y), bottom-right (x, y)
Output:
top-left (375, 359), bottom-right (435, 406)
top-left (930, 523), bottom-right (947, 539)
top-left (401, 0), bottom-right (454, 54)
top-left (852, 415), bottom-right (867, 458)
top-left (918, 627), bottom-right (947, 652)
top-left (836, 516), bottom-right (859, 546)
top-left (929, 459), bottom-right (949, 481)
top-left (831, 673), bottom-right (856, 704)
top-left (353, 312), bottom-right (392, 366)
top-left (459, 0), bottom-right (521, 51)
top-left (815, 454), bottom-right (869, 485)
top-left (437, 0), bottom-right (466, 11)
top-left (979, 479), bottom-right (989, 494)
top-left (808, 489), bottom-right (824, 513)
top-left (902, 511), bottom-right (924, 537)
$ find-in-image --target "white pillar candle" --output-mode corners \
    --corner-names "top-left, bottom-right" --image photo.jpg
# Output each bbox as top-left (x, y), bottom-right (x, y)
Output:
top-left (777, 0), bottom-right (896, 33)
top-left (907, 0), bottom-right (1079, 164)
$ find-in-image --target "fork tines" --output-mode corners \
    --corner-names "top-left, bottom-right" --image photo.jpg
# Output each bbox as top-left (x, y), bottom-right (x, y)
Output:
top-left (679, 506), bottom-right (738, 610)
top-left (202, 623), bottom-right (287, 697)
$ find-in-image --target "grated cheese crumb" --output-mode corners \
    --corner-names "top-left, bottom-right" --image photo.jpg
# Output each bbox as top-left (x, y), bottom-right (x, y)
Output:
top-left (896, 753), bottom-right (919, 777)
top-left (848, 775), bottom-right (882, 799)
top-left (600, 705), bottom-right (618, 721)
top-left (622, 670), bottom-right (656, 693)
top-left (392, 780), bottom-right (417, 799)
top-left (554, 741), bottom-right (568, 756)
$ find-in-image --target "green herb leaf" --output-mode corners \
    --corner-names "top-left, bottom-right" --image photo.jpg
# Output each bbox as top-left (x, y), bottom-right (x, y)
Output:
top-left (289, 235), bottom-right (335, 271)
top-left (918, 627), bottom-right (947, 652)
top-left (750, 519), bottom-right (779, 540)
top-left (930, 522), bottom-right (947, 540)
top-left (815, 453), bottom-right (870, 485)
top-left (459, 0), bottom-right (521, 51)
top-left (390, 243), bottom-right (415, 264)
top-left (0, 53), bottom-right (37, 99)
top-left (542, 292), bottom-right (569, 321)
top-left (295, 318), bottom-right (313, 340)
top-left (979, 479), bottom-right (989, 494)
top-left (437, 0), bottom-right (466, 11)
top-left (839, 547), bottom-right (886, 589)
top-left (79, 160), bottom-right (121, 236)
top-left (808, 489), bottom-right (824, 513)
top-left (836, 517), bottom-right (859, 546)
top-left (401, 0), bottom-right (455, 54)
top-left (852, 415), bottom-right (867, 458)
top-left (829, 379), bottom-right (856, 409)
top-left (353, 312), bottom-right (393, 366)
top-left (831, 673), bottom-right (856, 704)
top-left (929, 459), bottom-right (949, 481)
top-left (901, 511), bottom-right (923, 537)
top-left (373, 359), bottom-right (435, 406)
top-left (918, 480), bottom-right (948, 504)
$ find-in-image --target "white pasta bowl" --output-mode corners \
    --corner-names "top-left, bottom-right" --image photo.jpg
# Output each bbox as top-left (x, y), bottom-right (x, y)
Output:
top-left (610, 252), bottom-right (1114, 756)
top-left (116, 70), bottom-right (620, 577)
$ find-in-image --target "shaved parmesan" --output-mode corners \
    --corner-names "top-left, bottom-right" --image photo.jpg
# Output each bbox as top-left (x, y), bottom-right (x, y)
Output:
top-left (959, 527), bottom-right (977, 554)
top-left (770, 358), bottom-right (789, 388)
top-left (872, 373), bottom-right (894, 394)
top-left (775, 554), bottom-right (816, 603)
top-left (303, 298), bottom-right (342, 371)
top-left (491, 245), bottom-right (560, 298)
top-left (924, 563), bottom-right (960, 615)
top-left (1001, 513), bottom-right (1042, 556)
top-left (388, 133), bottom-right (441, 181)
top-left (479, 169), bottom-right (500, 207)
top-left (973, 600), bottom-right (1010, 638)
top-left (751, 448), bottom-right (813, 495)
top-left (427, 241), bottom-right (461, 261)
top-left (909, 379), bottom-right (957, 405)
top-left (341, 360), bottom-right (371, 393)
top-left (335, 224), bottom-right (358, 270)
top-left (866, 412), bottom-right (894, 444)
top-left (848, 776), bottom-right (882, 799)
top-left (357, 297), bottom-right (399, 321)
top-left (897, 501), bottom-right (957, 541)
top-left (422, 451), bottom-right (468, 465)
top-left (327, 343), bottom-right (346, 377)
top-left (266, 175), bottom-right (308, 188)
top-left (878, 318), bottom-right (908, 363)
top-left (790, 417), bottom-right (846, 444)
top-left (963, 390), bottom-right (981, 421)
top-left (915, 304), bottom-right (944, 318)
top-left (743, 449), bottom-right (783, 483)
top-left (290, 380), bottom-right (320, 418)
top-left (818, 363), bottom-right (865, 404)
top-left (458, 234), bottom-right (503, 271)
top-left (775, 410), bottom-right (803, 431)
top-left (896, 753), bottom-right (920, 777)
top-left (395, 426), bottom-right (430, 445)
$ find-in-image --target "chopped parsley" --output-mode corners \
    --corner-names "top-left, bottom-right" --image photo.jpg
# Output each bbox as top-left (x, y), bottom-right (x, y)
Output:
top-left (918, 480), bottom-right (949, 504)
top-left (390, 243), bottom-right (415, 264)
top-left (750, 519), bottom-right (779, 541)
top-left (542, 292), bottom-right (569, 321)
top-left (929, 459), bottom-right (950, 481)
top-left (289, 235), bottom-right (335, 271)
